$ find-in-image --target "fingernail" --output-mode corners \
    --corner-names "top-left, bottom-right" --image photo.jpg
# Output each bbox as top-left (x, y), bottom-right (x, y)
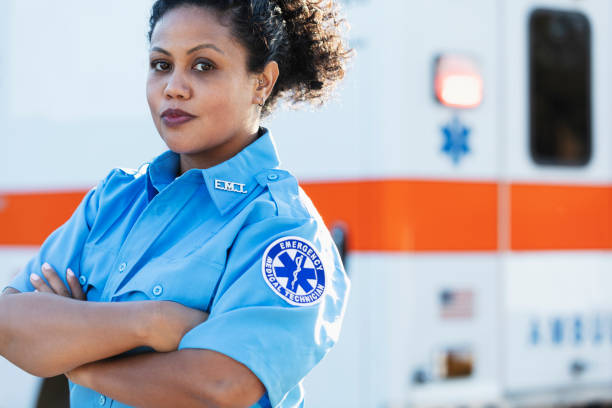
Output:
top-left (42, 263), bottom-right (51, 271)
top-left (30, 273), bottom-right (41, 281)
top-left (67, 268), bottom-right (75, 277)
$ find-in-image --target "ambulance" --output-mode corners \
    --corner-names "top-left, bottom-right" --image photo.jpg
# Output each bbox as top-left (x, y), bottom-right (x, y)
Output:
top-left (0, 0), bottom-right (611, 407)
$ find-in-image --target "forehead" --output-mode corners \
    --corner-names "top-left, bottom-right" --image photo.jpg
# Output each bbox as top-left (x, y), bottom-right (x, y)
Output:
top-left (150, 5), bottom-right (239, 52)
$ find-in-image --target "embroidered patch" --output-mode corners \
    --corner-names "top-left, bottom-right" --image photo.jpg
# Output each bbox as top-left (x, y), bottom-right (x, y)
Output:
top-left (261, 236), bottom-right (326, 306)
top-left (214, 179), bottom-right (247, 194)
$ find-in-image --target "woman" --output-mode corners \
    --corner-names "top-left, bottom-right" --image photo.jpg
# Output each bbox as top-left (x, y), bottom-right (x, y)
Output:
top-left (0, 0), bottom-right (351, 407)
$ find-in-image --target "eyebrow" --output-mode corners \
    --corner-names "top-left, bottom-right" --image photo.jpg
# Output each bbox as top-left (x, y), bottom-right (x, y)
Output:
top-left (150, 43), bottom-right (225, 56)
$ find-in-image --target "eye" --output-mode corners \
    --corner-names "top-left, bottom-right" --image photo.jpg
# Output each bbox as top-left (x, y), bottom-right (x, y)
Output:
top-left (151, 60), bottom-right (171, 72)
top-left (193, 61), bottom-right (214, 72)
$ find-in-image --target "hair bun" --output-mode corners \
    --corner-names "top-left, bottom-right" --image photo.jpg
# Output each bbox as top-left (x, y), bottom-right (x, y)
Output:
top-left (268, 0), bottom-right (353, 112)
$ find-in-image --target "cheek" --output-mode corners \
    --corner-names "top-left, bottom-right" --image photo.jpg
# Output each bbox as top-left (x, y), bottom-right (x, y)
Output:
top-left (146, 76), bottom-right (163, 113)
top-left (210, 76), bottom-right (253, 115)
top-left (197, 81), bottom-right (242, 117)
top-left (146, 80), bottom-right (155, 109)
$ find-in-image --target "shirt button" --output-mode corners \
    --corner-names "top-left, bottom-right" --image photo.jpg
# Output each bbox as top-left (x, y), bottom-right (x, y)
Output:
top-left (98, 395), bottom-right (106, 405)
top-left (152, 285), bottom-right (163, 296)
top-left (267, 174), bottom-right (279, 181)
top-left (118, 262), bottom-right (127, 273)
top-left (79, 276), bottom-right (87, 286)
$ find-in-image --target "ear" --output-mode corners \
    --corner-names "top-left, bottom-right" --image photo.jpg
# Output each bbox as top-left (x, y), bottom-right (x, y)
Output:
top-left (252, 61), bottom-right (279, 107)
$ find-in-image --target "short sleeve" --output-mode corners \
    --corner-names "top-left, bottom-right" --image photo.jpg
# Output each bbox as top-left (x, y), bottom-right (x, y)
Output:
top-left (4, 174), bottom-right (108, 293)
top-left (178, 215), bottom-right (350, 407)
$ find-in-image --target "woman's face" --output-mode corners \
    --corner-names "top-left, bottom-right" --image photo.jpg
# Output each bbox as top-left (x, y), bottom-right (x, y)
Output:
top-left (146, 6), bottom-right (261, 170)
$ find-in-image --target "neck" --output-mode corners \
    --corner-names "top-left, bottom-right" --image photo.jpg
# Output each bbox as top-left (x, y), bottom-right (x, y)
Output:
top-left (178, 127), bottom-right (261, 174)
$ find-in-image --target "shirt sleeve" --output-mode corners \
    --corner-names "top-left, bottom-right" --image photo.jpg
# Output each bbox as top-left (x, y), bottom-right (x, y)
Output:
top-left (178, 215), bottom-right (350, 407)
top-left (4, 175), bottom-right (108, 293)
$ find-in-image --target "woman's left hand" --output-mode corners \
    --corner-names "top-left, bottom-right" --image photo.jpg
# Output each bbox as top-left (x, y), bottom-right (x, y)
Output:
top-left (30, 263), bottom-right (86, 300)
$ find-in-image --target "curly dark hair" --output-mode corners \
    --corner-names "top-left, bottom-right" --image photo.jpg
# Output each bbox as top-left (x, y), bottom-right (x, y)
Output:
top-left (148, 0), bottom-right (352, 115)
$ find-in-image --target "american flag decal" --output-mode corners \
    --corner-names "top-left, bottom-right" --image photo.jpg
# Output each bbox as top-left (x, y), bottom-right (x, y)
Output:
top-left (439, 289), bottom-right (474, 319)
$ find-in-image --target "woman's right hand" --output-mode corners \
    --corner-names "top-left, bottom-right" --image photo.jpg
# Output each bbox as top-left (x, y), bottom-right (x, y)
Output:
top-left (147, 301), bottom-right (208, 352)
top-left (30, 263), bottom-right (85, 300)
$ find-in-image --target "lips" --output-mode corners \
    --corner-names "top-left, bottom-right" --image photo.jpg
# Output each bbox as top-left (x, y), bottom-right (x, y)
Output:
top-left (161, 108), bottom-right (197, 127)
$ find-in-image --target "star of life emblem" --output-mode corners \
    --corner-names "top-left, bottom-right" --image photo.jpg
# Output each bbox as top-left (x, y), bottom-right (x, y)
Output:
top-left (441, 115), bottom-right (471, 165)
top-left (261, 236), bottom-right (326, 306)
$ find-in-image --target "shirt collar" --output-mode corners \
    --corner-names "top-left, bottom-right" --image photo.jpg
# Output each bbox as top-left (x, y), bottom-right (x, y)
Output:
top-left (146, 127), bottom-right (281, 215)
top-left (147, 150), bottom-right (180, 195)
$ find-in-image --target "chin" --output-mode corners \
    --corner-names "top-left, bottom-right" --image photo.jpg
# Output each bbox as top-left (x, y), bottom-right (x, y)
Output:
top-left (159, 132), bottom-right (205, 154)
top-left (163, 142), bottom-right (203, 155)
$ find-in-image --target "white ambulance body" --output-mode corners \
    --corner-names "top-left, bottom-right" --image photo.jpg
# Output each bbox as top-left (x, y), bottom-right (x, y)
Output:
top-left (0, 0), bottom-right (611, 407)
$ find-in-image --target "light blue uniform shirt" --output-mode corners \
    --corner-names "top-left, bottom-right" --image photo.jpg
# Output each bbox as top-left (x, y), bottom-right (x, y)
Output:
top-left (7, 129), bottom-right (349, 408)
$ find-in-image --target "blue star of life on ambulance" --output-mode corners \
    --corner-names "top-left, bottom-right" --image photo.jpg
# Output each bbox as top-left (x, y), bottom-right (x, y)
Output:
top-left (274, 252), bottom-right (317, 293)
top-left (441, 115), bottom-right (471, 164)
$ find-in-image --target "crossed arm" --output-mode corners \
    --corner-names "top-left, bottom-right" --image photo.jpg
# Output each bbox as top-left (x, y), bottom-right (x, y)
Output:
top-left (0, 265), bottom-right (265, 408)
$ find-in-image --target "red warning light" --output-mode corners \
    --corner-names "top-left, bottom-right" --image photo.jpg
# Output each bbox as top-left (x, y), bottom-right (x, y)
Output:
top-left (435, 55), bottom-right (483, 109)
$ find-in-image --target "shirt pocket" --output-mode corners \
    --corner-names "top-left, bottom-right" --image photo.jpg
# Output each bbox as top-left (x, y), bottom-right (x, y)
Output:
top-left (114, 255), bottom-right (225, 311)
top-left (79, 243), bottom-right (114, 300)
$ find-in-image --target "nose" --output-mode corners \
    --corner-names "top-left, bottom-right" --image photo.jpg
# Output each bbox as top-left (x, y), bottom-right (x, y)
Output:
top-left (164, 71), bottom-right (191, 100)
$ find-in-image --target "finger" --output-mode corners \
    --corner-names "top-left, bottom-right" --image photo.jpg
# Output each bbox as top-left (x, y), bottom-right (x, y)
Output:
top-left (66, 268), bottom-right (86, 301)
top-left (41, 263), bottom-right (71, 297)
top-left (30, 273), bottom-right (54, 293)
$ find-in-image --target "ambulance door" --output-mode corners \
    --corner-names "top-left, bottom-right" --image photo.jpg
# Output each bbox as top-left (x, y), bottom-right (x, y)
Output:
top-left (501, 0), bottom-right (612, 403)
top-left (398, 0), bottom-right (503, 406)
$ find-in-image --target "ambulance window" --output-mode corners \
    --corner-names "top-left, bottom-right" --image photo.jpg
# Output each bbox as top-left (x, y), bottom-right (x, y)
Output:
top-left (529, 9), bottom-right (591, 166)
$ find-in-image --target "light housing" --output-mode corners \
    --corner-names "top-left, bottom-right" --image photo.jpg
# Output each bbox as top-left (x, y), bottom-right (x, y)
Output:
top-left (434, 54), bottom-right (483, 109)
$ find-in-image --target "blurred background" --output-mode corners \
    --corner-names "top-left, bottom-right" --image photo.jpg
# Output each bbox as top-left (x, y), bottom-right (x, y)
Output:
top-left (1, 0), bottom-right (612, 407)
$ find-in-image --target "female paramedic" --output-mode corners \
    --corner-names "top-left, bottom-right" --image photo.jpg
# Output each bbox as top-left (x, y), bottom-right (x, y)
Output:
top-left (0, 1), bottom-right (351, 407)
